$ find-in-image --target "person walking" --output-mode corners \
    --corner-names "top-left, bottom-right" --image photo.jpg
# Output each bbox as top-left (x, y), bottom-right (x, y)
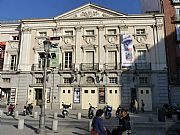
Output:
top-left (135, 99), bottom-right (138, 113)
top-left (91, 109), bottom-right (110, 135)
top-left (141, 99), bottom-right (145, 113)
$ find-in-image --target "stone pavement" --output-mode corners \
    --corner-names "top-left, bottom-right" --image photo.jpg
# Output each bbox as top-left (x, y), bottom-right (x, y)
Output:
top-left (0, 107), bottom-right (179, 135)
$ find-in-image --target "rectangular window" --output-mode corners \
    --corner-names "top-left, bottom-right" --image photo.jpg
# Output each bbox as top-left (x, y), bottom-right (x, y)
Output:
top-left (139, 77), bottom-right (148, 84)
top-left (86, 30), bottom-right (94, 35)
top-left (10, 55), bottom-right (16, 70)
top-left (109, 77), bottom-right (117, 84)
top-left (36, 78), bottom-right (43, 84)
top-left (84, 90), bottom-right (88, 93)
top-left (64, 77), bottom-right (72, 84)
top-left (115, 90), bottom-right (117, 94)
top-left (108, 29), bottom-right (116, 35)
top-left (50, 36), bottom-right (60, 40)
top-left (64, 52), bottom-right (72, 69)
top-left (108, 51), bottom-right (117, 69)
top-left (3, 78), bottom-right (10, 83)
top-left (137, 50), bottom-right (146, 61)
top-left (91, 90), bottom-right (95, 93)
top-left (65, 30), bottom-right (73, 36)
top-left (109, 90), bottom-right (112, 94)
top-left (12, 36), bottom-right (19, 40)
top-left (63, 90), bottom-right (65, 93)
top-left (136, 29), bottom-right (145, 35)
top-left (39, 32), bottom-right (47, 37)
top-left (99, 86), bottom-right (105, 104)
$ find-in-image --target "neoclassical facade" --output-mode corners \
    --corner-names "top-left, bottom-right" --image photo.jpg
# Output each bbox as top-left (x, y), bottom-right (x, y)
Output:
top-left (0, 3), bottom-right (168, 110)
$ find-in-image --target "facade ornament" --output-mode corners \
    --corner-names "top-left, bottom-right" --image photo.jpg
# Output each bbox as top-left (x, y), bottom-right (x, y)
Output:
top-left (63, 36), bottom-right (74, 45)
top-left (120, 25), bottom-right (128, 31)
top-left (21, 27), bottom-right (32, 33)
top-left (156, 24), bottom-right (163, 30)
top-left (75, 26), bottom-right (82, 32)
top-left (97, 26), bottom-right (105, 31)
top-left (80, 10), bottom-right (100, 18)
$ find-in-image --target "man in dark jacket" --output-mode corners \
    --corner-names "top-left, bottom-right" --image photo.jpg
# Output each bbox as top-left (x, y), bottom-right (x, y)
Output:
top-left (91, 109), bottom-right (107, 135)
top-left (112, 109), bottom-right (131, 135)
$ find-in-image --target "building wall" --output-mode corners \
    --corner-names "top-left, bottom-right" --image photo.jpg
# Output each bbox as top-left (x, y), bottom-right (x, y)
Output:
top-left (0, 3), bottom-right (168, 110)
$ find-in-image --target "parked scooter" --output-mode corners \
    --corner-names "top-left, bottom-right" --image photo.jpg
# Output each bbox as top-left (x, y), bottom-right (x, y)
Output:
top-left (88, 103), bottom-right (96, 119)
top-left (23, 103), bottom-right (33, 116)
top-left (7, 104), bottom-right (15, 116)
top-left (62, 102), bottom-right (71, 118)
top-left (104, 103), bottom-right (112, 119)
top-left (116, 105), bottom-right (122, 118)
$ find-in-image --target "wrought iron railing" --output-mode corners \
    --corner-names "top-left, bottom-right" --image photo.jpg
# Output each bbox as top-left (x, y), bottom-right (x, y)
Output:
top-left (59, 63), bottom-right (75, 71)
top-left (80, 63), bottom-right (99, 71)
top-left (104, 63), bottom-right (120, 70)
top-left (135, 62), bottom-right (151, 70)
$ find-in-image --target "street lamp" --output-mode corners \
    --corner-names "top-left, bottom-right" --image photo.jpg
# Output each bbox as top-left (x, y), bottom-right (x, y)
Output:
top-left (37, 39), bottom-right (51, 134)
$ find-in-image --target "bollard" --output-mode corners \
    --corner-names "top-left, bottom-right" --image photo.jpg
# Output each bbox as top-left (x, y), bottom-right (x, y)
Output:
top-left (77, 112), bottom-right (81, 120)
top-left (52, 119), bottom-right (58, 131)
top-left (53, 112), bottom-right (57, 119)
top-left (34, 112), bottom-right (38, 119)
top-left (15, 111), bottom-right (19, 118)
top-left (18, 119), bottom-right (24, 130)
top-left (88, 120), bottom-right (92, 132)
top-left (0, 110), bottom-right (3, 117)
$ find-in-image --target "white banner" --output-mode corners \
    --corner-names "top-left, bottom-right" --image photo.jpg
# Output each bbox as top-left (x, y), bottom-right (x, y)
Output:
top-left (121, 35), bottom-right (134, 67)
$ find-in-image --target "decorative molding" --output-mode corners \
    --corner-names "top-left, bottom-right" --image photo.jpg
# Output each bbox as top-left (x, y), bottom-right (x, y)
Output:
top-left (21, 27), bottom-right (32, 33)
top-left (133, 34), bottom-right (148, 43)
top-left (119, 25), bottom-right (128, 31)
top-left (75, 26), bottom-right (82, 32)
top-left (97, 26), bottom-right (105, 31)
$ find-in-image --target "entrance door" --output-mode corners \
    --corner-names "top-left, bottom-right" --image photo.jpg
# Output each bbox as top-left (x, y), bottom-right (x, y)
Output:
top-left (138, 87), bottom-right (152, 111)
top-left (107, 87), bottom-right (120, 110)
top-left (60, 87), bottom-right (73, 109)
top-left (35, 88), bottom-right (42, 106)
top-left (82, 87), bottom-right (98, 109)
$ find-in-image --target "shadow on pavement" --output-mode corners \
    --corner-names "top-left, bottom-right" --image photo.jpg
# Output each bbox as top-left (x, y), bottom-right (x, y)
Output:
top-left (24, 123), bottom-right (38, 134)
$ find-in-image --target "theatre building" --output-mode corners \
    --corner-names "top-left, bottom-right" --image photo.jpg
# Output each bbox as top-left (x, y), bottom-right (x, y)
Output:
top-left (0, 3), bottom-right (168, 110)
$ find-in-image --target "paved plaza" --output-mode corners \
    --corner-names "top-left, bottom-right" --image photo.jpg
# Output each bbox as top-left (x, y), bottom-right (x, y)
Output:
top-left (0, 107), bottom-right (179, 135)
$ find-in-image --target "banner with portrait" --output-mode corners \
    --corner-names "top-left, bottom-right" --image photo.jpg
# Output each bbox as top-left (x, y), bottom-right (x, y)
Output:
top-left (73, 88), bottom-right (80, 103)
top-left (121, 35), bottom-right (134, 67)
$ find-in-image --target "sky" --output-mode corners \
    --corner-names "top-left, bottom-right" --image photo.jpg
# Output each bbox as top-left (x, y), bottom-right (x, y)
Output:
top-left (0, 0), bottom-right (141, 21)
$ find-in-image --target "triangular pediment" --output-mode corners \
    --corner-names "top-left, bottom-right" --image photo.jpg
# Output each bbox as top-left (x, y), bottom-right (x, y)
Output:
top-left (54, 3), bottom-right (126, 19)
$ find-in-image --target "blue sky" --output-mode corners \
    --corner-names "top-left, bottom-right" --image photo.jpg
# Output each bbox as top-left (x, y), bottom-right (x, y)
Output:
top-left (0, 0), bottom-right (141, 21)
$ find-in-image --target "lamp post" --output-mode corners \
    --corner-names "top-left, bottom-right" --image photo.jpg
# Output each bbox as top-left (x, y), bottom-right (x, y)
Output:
top-left (37, 39), bottom-right (51, 134)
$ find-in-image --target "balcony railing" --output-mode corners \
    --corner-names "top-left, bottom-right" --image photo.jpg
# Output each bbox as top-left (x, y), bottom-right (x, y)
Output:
top-left (135, 62), bottom-right (151, 70)
top-left (80, 63), bottom-right (99, 71)
top-left (31, 64), bottom-right (43, 71)
top-left (59, 63), bottom-right (75, 71)
top-left (104, 63), bottom-right (120, 70)
top-left (0, 64), bottom-right (17, 71)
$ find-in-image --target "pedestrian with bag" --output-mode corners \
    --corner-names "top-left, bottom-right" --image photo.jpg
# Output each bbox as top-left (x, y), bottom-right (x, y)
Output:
top-left (91, 109), bottom-right (111, 135)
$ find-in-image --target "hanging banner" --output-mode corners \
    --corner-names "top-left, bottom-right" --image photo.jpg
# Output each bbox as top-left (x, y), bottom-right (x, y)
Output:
top-left (50, 48), bottom-right (59, 68)
top-left (121, 35), bottom-right (134, 67)
top-left (73, 88), bottom-right (80, 103)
